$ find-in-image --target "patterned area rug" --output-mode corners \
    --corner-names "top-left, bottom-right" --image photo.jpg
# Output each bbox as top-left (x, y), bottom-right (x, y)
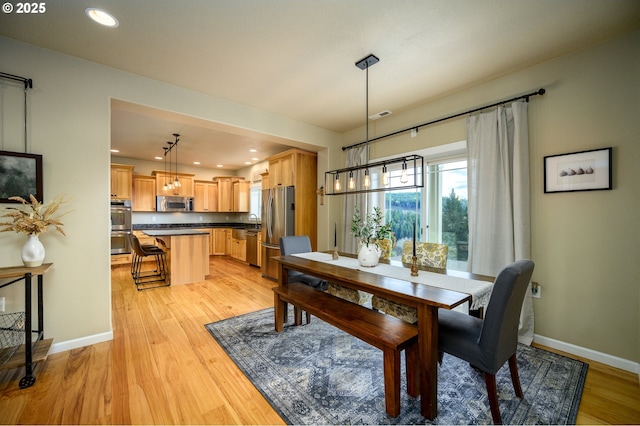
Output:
top-left (205, 308), bottom-right (587, 425)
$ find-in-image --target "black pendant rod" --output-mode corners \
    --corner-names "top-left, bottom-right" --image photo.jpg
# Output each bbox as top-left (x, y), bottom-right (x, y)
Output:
top-left (342, 88), bottom-right (545, 151)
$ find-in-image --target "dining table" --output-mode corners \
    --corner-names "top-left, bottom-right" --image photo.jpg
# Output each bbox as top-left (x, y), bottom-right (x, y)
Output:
top-left (273, 251), bottom-right (494, 420)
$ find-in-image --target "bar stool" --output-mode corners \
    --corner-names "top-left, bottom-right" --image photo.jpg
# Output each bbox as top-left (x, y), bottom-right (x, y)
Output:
top-left (129, 234), bottom-right (170, 290)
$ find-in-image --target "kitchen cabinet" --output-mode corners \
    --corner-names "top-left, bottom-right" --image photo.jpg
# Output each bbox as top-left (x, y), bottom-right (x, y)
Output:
top-left (215, 177), bottom-right (233, 212)
top-left (229, 238), bottom-right (247, 262)
top-left (211, 228), bottom-right (227, 255)
top-left (110, 253), bottom-right (131, 265)
top-left (152, 171), bottom-right (195, 197)
top-left (132, 175), bottom-right (156, 211)
top-left (214, 176), bottom-right (249, 212)
top-left (194, 181), bottom-right (218, 212)
top-left (110, 164), bottom-right (134, 199)
top-left (268, 153), bottom-right (294, 188)
top-left (233, 180), bottom-right (250, 212)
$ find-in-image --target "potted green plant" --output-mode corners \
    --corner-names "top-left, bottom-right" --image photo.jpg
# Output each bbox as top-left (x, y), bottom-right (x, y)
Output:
top-left (0, 194), bottom-right (71, 267)
top-left (351, 206), bottom-right (393, 266)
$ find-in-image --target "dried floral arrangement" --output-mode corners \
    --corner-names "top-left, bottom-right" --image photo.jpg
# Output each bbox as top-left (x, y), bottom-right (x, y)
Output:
top-left (0, 194), bottom-right (71, 236)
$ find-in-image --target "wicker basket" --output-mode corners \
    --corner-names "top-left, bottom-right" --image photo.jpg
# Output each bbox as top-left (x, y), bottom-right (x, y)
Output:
top-left (0, 312), bottom-right (26, 364)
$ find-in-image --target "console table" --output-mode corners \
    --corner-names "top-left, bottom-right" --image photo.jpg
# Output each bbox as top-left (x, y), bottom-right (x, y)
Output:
top-left (0, 263), bottom-right (54, 388)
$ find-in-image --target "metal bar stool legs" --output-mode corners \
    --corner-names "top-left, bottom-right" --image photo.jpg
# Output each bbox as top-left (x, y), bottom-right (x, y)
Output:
top-left (129, 234), bottom-right (170, 290)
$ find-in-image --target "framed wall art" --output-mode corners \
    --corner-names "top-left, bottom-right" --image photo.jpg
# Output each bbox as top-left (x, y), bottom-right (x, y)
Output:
top-left (0, 150), bottom-right (43, 203)
top-left (544, 147), bottom-right (612, 193)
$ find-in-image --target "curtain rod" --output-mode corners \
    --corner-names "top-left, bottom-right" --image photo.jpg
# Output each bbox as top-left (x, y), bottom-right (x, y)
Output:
top-left (1, 71), bottom-right (33, 152)
top-left (342, 88), bottom-right (545, 151)
top-left (0, 71), bottom-right (33, 89)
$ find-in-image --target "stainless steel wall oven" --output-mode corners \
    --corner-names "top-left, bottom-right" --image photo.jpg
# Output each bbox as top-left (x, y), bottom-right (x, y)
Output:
top-left (110, 199), bottom-right (132, 254)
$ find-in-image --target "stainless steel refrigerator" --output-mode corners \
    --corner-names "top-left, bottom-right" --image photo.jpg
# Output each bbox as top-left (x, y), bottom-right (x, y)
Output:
top-left (261, 185), bottom-right (295, 280)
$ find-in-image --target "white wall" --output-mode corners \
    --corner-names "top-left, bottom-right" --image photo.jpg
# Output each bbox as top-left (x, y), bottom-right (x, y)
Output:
top-left (331, 30), bottom-right (640, 367)
top-left (0, 37), bottom-right (338, 347)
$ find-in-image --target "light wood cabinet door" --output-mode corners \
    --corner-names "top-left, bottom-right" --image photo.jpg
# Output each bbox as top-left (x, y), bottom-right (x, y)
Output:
top-left (217, 178), bottom-right (233, 212)
top-left (268, 154), bottom-right (294, 188)
top-left (194, 181), bottom-right (218, 212)
top-left (110, 164), bottom-right (134, 199)
top-left (229, 239), bottom-right (247, 262)
top-left (212, 228), bottom-right (227, 255)
top-left (132, 175), bottom-right (156, 211)
top-left (233, 180), bottom-right (250, 212)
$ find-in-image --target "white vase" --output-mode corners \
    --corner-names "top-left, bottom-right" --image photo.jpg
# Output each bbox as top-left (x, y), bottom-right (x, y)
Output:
top-left (358, 242), bottom-right (381, 267)
top-left (21, 234), bottom-right (45, 267)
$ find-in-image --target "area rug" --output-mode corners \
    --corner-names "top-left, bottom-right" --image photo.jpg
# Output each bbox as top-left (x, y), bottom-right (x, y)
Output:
top-left (205, 308), bottom-right (587, 425)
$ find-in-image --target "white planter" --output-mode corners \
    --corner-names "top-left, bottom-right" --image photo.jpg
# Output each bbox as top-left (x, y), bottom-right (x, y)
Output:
top-left (21, 234), bottom-right (45, 267)
top-left (358, 242), bottom-right (381, 267)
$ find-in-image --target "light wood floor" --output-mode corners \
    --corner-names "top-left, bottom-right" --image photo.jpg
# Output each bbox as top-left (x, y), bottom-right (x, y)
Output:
top-left (1, 256), bottom-right (638, 424)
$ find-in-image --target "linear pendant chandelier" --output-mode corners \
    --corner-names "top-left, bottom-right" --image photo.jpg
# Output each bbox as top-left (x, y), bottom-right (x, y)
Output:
top-left (162, 133), bottom-right (181, 192)
top-left (325, 54), bottom-right (424, 196)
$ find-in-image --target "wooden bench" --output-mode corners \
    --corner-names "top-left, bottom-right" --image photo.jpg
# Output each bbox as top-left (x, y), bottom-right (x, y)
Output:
top-left (273, 282), bottom-right (419, 417)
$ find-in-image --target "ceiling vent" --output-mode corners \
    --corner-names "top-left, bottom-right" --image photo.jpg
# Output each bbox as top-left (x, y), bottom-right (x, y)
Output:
top-left (369, 110), bottom-right (392, 120)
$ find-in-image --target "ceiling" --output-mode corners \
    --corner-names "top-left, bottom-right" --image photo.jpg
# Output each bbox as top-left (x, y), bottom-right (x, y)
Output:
top-left (2, 0), bottom-right (639, 170)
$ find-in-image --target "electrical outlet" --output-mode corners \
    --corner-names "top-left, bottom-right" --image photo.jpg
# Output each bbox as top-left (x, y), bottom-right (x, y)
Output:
top-left (0, 297), bottom-right (5, 312)
top-left (531, 282), bottom-right (541, 299)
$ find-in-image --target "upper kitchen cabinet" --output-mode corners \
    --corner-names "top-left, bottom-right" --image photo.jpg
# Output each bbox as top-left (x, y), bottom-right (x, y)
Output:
top-left (233, 180), bottom-right (250, 212)
top-left (194, 180), bottom-right (218, 212)
top-left (214, 176), bottom-right (249, 212)
top-left (152, 171), bottom-right (195, 197)
top-left (132, 175), bottom-right (156, 211)
top-left (267, 152), bottom-right (294, 188)
top-left (110, 164), bottom-right (134, 199)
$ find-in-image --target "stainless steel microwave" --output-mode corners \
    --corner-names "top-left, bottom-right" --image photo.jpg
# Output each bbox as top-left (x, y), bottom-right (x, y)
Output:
top-left (156, 195), bottom-right (194, 212)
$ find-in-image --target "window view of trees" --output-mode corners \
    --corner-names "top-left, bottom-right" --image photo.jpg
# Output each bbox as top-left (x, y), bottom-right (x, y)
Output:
top-left (377, 158), bottom-right (468, 269)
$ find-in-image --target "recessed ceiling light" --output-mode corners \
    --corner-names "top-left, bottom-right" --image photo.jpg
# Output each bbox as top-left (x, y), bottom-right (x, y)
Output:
top-left (85, 8), bottom-right (119, 28)
top-left (217, 164), bottom-right (224, 168)
top-left (110, 149), bottom-right (120, 153)
top-left (193, 161), bottom-right (200, 165)
top-left (154, 156), bottom-right (162, 160)
top-left (251, 157), bottom-right (259, 161)
top-left (245, 161), bottom-right (252, 165)
top-left (249, 149), bottom-right (257, 153)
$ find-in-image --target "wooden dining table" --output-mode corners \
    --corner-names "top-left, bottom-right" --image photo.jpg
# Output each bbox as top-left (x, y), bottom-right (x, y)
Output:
top-left (272, 253), bottom-right (493, 420)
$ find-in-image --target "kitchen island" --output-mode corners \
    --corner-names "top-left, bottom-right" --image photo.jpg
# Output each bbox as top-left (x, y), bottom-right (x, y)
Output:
top-left (143, 229), bottom-right (210, 285)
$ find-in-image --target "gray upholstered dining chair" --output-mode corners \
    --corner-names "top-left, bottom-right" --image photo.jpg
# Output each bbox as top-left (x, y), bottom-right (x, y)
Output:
top-left (437, 259), bottom-right (534, 425)
top-left (279, 236), bottom-right (328, 323)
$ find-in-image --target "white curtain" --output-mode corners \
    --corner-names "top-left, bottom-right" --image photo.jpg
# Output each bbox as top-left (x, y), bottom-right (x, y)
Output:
top-left (466, 101), bottom-right (535, 345)
top-left (341, 146), bottom-right (367, 254)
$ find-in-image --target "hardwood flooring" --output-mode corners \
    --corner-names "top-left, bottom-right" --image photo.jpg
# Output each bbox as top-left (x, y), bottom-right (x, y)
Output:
top-left (1, 256), bottom-right (639, 424)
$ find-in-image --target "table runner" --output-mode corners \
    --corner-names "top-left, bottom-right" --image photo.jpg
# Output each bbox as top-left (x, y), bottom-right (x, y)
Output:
top-left (292, 252), bottom-right (493, 310)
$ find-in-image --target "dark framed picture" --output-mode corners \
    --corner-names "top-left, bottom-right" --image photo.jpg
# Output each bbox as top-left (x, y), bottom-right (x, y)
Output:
top-left (544, 147), bottom-right (612, 193)
top-left (0, 150), bottom-right (43, 203)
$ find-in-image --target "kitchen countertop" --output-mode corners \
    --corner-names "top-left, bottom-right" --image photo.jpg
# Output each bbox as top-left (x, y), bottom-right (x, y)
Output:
top-left (143, 229), bottom-right (210, 237)
top-left (134, 223), bottom-right (261, 231)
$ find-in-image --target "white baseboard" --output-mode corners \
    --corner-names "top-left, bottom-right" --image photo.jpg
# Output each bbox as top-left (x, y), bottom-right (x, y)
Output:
top-left (49, 331), bottom-right (113, 355)
top-left (534, 334), bottom-right (640, 378)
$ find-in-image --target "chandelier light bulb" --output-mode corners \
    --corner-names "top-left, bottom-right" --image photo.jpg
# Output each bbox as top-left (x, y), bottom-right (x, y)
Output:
top-left (174, 177), bottom-right (181, 188)
top-left (348, 171), bottom-right (355, 190)
top-left (382, 165), bottom-right (389, 186)
top-left (400, 162), bottom-right (409, 184)
top-left (363, 169), bottom-right (370, 188)
top-left (334, 174), bottom-right (341, 191)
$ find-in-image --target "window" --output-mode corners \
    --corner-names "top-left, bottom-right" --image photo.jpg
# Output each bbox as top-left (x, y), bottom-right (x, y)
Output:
top-left (249, 183), bottom-right (262, 220)
top-left (367, 142), bottom-right (468, 271)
